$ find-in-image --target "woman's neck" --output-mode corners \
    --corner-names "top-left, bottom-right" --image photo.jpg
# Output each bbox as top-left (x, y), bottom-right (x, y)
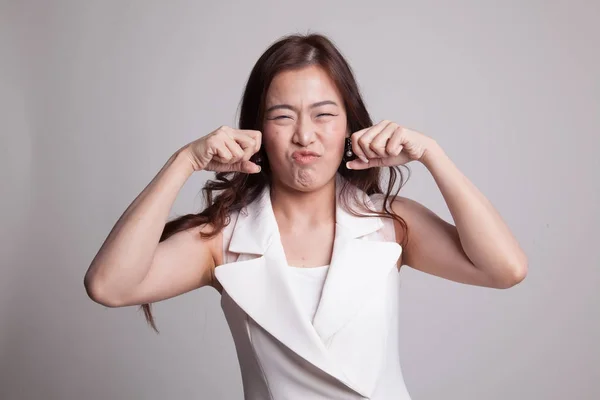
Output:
top-left (270, 178), bottom-right (336, 231)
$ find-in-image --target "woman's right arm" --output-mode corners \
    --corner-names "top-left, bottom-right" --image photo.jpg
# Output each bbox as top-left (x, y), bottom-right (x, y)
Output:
top-left (83, 126), bottom-right (261, 307)
top-left (83, 148), bottom-right (217, 307)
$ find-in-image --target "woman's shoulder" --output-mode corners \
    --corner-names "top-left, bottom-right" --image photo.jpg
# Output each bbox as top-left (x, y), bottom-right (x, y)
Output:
top-left (368, 192), bottom-right (421, 212)
top-left (367, 192), bottom-right (409, 211)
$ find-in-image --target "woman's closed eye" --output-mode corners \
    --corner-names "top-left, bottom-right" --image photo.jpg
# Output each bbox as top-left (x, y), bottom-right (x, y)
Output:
top-left (267, 113), bottom-right (337, 120)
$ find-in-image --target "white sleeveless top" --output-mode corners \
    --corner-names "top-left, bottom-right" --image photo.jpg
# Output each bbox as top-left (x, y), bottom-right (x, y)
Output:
top-left (286, 265), bottom-right (330, 322)
top-left (216, 179), bottom-right (412, 400)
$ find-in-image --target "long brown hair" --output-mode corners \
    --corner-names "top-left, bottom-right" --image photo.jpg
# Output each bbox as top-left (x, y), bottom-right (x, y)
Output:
top-left (141, 33), bottom-right (410, 333)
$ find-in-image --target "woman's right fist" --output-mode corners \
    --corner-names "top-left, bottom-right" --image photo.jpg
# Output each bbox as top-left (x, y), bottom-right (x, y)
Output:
top-left (183, 126), bottom-right (262, 173)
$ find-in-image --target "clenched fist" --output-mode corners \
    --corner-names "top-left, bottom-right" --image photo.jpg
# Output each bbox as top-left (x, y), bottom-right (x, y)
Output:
top-left (183, 126), bottom-right (262, 173)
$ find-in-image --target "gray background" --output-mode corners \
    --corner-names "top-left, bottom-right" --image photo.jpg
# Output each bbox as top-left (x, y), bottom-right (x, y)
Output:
top-left (1, 1), bottom-right (598, 399)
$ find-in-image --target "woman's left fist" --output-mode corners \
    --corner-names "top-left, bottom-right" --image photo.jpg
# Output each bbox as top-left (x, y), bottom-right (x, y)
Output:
top-left (346, 120), bottom-right (435, 170)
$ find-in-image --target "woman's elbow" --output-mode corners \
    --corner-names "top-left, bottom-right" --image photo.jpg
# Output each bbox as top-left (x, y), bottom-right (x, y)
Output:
top-left (83, 274), bottom-right (125, 308)
top-left (496, 259), bottom-right (528, 289)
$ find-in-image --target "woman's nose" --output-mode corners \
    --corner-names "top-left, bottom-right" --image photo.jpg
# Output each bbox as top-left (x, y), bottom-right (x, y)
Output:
top-left (293, 116), bottom-right (317, 146)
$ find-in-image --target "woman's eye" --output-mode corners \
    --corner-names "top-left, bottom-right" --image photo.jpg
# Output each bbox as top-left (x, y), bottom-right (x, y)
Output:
top-left (317, 113), bottom-right (335, 117)
top-left (273, 115), bottom-right (291, 120)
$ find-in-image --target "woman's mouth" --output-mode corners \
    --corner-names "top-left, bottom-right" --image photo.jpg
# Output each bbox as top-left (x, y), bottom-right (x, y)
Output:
top-left (292, 151), bottom-right (320, 165)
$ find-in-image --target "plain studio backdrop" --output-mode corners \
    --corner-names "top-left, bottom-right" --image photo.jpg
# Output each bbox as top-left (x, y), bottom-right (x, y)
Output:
top-left (1, 1), bottom-right (598, 399)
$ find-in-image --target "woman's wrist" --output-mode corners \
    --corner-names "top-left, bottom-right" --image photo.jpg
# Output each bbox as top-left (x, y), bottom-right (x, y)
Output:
top-left (171, 146), bottom-right (197, 179)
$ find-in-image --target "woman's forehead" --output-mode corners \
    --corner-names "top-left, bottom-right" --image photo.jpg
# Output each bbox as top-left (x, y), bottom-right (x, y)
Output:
top-left (266, 66), bottom-right (343, 107)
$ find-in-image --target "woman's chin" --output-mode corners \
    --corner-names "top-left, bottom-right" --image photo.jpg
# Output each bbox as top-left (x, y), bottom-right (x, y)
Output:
top-left (289, 168), bottom-right (335, 191)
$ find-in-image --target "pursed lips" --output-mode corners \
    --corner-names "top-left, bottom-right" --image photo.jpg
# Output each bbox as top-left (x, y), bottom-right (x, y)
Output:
top-left (291, 150), bottom-right (321, 164)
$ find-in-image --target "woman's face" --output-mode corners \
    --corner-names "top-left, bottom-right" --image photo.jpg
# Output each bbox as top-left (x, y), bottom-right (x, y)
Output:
top-left (262, 65), bottom-right (348, 191)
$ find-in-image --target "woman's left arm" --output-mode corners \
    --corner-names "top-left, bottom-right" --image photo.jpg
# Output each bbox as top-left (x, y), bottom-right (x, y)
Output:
top-left (415, 141), bottom-right (528, 288)
top-left (348, 121), bottom-right (528, 289)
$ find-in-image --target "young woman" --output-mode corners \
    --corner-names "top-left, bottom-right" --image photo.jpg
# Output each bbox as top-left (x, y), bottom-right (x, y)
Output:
top-left (84, 33), bottom-right (527, 399)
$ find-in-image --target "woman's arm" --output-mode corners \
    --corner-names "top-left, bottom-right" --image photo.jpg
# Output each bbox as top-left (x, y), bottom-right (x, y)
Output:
top-left (84, 126), bottom-right (261, 307)
top-left (84, 148), bottom-right (218, 307)
top-left (394, 142), bottom-right (528, 289)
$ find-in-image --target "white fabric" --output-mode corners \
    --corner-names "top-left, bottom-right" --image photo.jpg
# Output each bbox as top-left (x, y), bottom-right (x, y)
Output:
top-left (217, 175), bottom-right (412, 400)
top-left (286, 265), bottom-right (330, 322)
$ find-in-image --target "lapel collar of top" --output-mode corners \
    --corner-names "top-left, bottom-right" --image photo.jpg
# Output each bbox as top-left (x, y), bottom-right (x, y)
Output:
top-left (312, 178), bottom-right (401, 343)
top-left (227, 184), bottom-right (276, 256)
top-left (227, 174), bottom-right (383, 254)
top-left (215, 175), bottom-right (402, 398)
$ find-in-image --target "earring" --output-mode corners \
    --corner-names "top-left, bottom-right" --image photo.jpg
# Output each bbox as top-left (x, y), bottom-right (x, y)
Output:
top-left (343, 137), bottom-right (356, 162)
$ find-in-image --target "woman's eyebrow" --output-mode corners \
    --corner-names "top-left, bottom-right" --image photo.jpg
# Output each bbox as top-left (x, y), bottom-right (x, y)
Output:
top-left (265, 100), bottom-right (339, 113)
